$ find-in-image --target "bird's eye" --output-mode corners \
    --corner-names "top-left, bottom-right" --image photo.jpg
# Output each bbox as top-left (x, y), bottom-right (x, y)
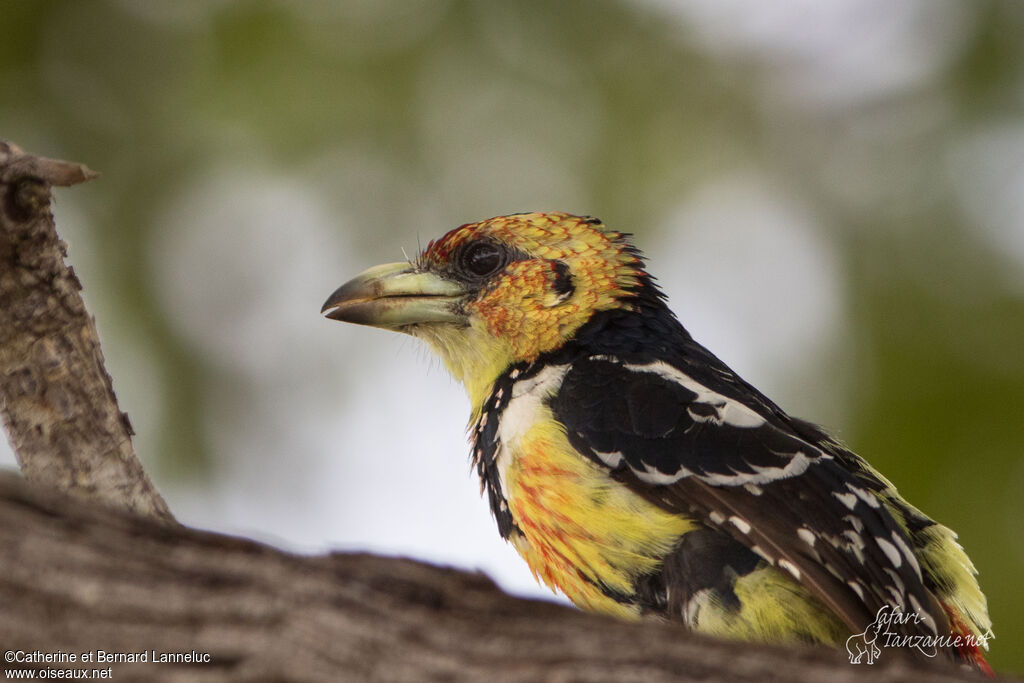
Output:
top-left (461, 241), bottom-right (505, 278)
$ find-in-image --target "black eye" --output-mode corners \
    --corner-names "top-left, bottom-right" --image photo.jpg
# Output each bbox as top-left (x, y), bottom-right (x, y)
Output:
top-left (461, 241), bottom-right (505, 278)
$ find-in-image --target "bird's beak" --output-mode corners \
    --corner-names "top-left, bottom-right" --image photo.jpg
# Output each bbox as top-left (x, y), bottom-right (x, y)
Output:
top-left (321, 262), bottom-right (467, 328)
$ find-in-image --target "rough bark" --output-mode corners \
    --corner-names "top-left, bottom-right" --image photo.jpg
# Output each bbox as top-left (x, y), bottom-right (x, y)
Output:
top-left (0, 472), bottom-right (983, 682)
top-left (0, 140), bottom-right (173, 524)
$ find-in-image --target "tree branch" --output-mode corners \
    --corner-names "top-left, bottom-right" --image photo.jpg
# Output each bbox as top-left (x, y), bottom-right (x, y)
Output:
top-left (0, 140), bottom-right (173, 524)
top-left (0, 472), bottom-right (978, 682)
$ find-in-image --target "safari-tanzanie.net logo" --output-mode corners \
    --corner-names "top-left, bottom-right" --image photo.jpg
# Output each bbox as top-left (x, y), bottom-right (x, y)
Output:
top-left (846, 605), bottom-right (993, 665)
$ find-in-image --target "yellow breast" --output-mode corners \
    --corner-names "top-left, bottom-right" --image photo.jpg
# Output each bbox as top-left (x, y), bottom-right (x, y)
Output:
top-left (503, 410), bottom-right (695, 619)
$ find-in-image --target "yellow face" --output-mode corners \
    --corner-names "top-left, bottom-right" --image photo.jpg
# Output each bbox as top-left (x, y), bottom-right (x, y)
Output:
top-left (322, 212), bottom-right (645, 407)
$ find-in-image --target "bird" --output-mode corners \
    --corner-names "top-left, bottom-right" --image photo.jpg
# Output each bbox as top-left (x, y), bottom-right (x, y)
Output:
top-left (322, 212), bottom-right (992, 673)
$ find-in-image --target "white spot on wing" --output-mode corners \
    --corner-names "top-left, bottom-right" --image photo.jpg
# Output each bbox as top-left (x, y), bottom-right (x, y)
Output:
top-left (847, 484), bottom-right (881, 508)
top-left (847, 580), bottom-right (865, 601)
top-left (717, 401), bottom-right (765, 427)
top-left (779, 559), bottom-right (802, 581)
top-left (743, 483), bottom-right (763, 496)
top-left (875, 536), bottom-right (902, 569)
top-left (708, 511), bottom-right (726, 525)
top-left (833, 491), bottom-right (858, 510)
top-left (884, 568), bottom-right (905, 596)
top-left (797, 528), bottom-right (817, 547)
top-left (842, 514), bottom-right (865, 534)
top-left (729, 516), bottom-right (752, 534)
top-left (693, 452), bottom-right (816, 486)
top-left (891, 531), bottom-right (923, 582)
top-left (593, 449), bottom-right (624, 468)
top-left (750, 545), bottom-right (773, 563)
top-left (635, 462), bottom-right (692, 484)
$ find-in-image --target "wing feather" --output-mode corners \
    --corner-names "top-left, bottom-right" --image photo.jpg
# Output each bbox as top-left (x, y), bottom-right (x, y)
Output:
top-left (551, 355), bottom-right (949, 638)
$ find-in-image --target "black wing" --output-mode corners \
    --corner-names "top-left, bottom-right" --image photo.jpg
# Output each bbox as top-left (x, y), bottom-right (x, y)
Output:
top-left (550, 355), bottom-right (948, 638)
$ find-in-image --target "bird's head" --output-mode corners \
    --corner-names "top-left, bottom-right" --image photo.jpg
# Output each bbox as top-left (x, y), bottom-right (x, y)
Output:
top-left (322, 212), bottom-right (659, 407)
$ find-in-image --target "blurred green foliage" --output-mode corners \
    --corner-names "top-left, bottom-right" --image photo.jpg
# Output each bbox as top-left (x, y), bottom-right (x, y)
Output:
top-left (1, 0), bottom-right (1021, 672)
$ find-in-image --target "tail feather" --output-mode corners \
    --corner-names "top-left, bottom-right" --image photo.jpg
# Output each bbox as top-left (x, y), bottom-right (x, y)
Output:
top-left (943, 601), bottom-right (994, 677)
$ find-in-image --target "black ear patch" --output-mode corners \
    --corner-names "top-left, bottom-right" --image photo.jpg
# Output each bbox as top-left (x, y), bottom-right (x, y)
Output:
top-left (552, 260), bottom-right (575, 300)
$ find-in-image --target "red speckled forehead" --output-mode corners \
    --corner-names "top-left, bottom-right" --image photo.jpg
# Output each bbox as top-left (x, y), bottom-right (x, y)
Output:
top-left (421, 212), bottom-right (634, 267)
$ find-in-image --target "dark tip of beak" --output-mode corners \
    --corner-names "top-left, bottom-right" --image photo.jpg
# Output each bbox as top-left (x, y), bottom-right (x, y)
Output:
top-left (321, 287), bottom-right (346, 315)
top-left (321, 274), bottom-right (376, 318)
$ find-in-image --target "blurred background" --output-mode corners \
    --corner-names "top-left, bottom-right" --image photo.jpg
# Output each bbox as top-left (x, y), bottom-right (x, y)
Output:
top-left (1, 0), bottom-right (1021, 671)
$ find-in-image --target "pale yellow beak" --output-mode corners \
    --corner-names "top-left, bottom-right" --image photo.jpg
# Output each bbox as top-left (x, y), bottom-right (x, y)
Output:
top-left (321, 262), bottom-right (467, 329)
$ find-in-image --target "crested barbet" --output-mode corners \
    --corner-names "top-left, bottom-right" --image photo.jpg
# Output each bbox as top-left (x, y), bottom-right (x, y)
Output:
top-left (322, 212), bottom-right (992, 672)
